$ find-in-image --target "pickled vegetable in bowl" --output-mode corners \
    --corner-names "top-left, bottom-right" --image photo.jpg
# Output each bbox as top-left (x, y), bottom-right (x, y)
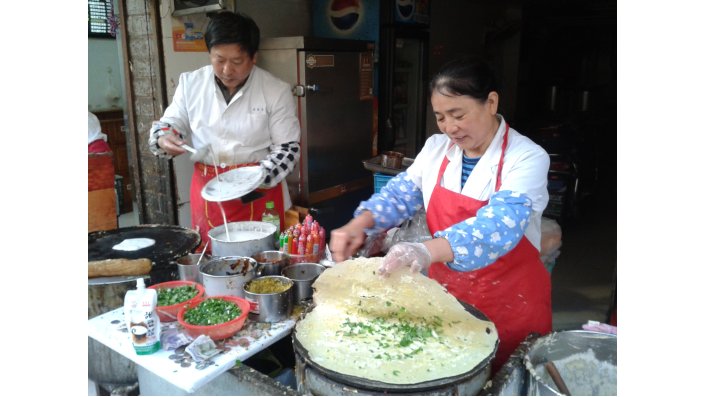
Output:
top-left (245, 277), bottom-right (292, 294)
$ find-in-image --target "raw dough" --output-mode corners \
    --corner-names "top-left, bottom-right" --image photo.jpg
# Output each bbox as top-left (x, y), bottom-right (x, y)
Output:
top-left (295, 257), bottom-right (498, 385)
top-left (112, 238), bottom-right (155, 251)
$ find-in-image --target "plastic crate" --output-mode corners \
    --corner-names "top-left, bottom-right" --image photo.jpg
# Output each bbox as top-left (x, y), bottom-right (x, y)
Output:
top-left (374, 173), bottom-right (393, 193)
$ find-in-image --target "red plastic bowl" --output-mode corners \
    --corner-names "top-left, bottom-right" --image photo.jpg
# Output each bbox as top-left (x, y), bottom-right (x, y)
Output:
top-left (148, 281), bottom-right (205, 323)
top-left (177, 296), bottom-right (250, 340)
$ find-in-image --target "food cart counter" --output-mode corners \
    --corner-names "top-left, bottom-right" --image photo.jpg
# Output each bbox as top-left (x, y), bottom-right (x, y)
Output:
top-left (88, 307), bottom-right (297, 395)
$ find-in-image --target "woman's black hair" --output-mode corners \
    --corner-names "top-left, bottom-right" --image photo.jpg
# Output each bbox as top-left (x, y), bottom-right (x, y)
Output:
top-left (429, 56), bottom-right (500, 102)
top-left (205, 11), bottom-right (260, 57)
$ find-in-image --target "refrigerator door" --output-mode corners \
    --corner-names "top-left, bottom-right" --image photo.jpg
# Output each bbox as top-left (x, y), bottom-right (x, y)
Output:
top-left (257, 37), bottom-right (374, 206)
top-left (390, 36), bottom-right (427, 157)
top-left (299, 50), bottom-right (373, 200)
top-left (378, 25), bottom-right (428, 159)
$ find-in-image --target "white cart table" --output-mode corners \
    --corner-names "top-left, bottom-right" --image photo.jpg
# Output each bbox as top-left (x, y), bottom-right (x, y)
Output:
top-left (88, 307), bottom-right (296, 394)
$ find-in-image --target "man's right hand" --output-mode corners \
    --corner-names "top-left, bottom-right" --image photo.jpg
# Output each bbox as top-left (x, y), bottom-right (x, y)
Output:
top-left (157, 133), bottom-right (187, 157)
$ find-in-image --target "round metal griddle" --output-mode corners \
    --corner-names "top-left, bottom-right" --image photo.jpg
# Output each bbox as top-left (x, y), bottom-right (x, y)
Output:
top-left (88, 224), bottom-right (200, 267)
top-left (293, 300), bottom-right (498, 393)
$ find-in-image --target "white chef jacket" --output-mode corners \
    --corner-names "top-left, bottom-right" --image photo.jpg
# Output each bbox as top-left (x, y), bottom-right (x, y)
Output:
top-left (405, 115), bottom-right (550, 250)
top-left (160, 65), bottom-right (301, 167)
top-left (88, 111), bottom-right (107, 144)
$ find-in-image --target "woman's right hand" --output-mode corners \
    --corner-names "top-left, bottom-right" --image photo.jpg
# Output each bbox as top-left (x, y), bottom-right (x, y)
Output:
top-left (329, 211), bottom-right (375, 262)
top-left (157, 133), bottom-right (187, 157)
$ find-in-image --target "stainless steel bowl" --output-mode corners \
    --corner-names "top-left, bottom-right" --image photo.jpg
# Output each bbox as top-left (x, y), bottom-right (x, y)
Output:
top-left (282, 263), bottom-right (326, 303)
top-left (175, 253), bottom-right (208, 283)
top-left (244, 275), bottom-right (293, 323)
top-left (252, 250), bottom-right (290, 276)
top-left (524, 330), bottom-right (617, 395)
top-left (200, 256), bottom-right (258, 298)
top-left (208, 221), bottom-right (277, 257)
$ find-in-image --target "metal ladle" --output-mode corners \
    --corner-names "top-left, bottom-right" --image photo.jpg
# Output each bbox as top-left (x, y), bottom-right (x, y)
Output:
top-left (196, 241), bottom-right (209, 268)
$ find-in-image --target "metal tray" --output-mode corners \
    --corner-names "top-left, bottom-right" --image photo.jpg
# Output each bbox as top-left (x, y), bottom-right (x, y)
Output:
top-left (201, 165), bottom-right (266, 202)
top-left (362, 155), bottom-right (415, 175)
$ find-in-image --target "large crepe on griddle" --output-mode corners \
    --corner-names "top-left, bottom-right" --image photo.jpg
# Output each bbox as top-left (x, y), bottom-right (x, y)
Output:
top-left (295, 257), bottom-right (498, 385)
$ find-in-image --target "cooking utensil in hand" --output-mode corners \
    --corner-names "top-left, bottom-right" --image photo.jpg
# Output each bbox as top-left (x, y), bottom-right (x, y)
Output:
top-left (201, 166), bottom-right (266, 203)
top-left (545, 361), bottom-right (571, 395)
top-left (180, 143), bottom-right (211, 162)
top-left (196, 241), bottom-right (209, 267)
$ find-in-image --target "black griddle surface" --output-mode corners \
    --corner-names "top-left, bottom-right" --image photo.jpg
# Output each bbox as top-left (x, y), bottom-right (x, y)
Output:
top-left (88, 224), bottom-right (200, 266)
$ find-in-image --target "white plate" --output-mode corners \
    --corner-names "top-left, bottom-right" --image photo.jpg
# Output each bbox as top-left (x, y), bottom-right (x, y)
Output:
top-left (201, 165), bottom-right (265, 202)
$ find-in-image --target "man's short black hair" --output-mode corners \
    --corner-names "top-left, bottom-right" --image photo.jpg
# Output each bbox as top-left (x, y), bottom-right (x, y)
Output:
top-left (205, 11), bottom-right (260, 57)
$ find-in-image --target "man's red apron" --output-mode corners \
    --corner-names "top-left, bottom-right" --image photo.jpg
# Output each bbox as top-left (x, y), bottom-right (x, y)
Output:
top-left (426, 125), bottom-right (551, 373)
top-left (88, 139), bottom-right (111, 154)
top-left (190, 162), bottom-right (285, 254)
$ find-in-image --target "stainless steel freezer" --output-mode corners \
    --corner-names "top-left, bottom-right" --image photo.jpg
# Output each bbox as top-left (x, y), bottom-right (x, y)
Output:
top-left (258, 36), bottom-right (375, 206)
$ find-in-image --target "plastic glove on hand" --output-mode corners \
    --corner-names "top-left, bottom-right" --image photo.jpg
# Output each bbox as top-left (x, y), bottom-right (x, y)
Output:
top-left (378, 242), bottom-right (432, 277)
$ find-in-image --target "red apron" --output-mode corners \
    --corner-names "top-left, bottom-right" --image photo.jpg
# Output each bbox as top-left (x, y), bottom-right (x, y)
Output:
top-left (88, 139), bottom-right (111, 154)
top-left (190, 162), bottom-right (285, 254)
top-left (426, 125), bottom-right (551, 372)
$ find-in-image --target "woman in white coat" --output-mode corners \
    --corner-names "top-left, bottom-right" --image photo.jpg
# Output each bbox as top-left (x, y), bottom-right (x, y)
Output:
top-left (330, 57), bottom-right (552, 372)
top-left (149, 12), bottom-right (300, 252)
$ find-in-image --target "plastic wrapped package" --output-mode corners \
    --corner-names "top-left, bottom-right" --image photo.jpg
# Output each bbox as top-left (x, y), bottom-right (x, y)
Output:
top-left (383, 208), bottom-right (432, 253)
top-left (540, 217), bottom-right (562, 273)
top-left (355, 209), bottom-right (432, 258)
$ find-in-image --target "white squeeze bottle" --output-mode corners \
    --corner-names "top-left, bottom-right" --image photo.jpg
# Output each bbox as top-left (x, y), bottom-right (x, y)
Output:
top-left (123, 278), bottom-right (161, 355)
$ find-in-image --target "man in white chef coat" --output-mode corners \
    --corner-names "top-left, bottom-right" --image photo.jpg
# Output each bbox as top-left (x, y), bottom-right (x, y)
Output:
top-left (149, 11), bottom-right (301, 252)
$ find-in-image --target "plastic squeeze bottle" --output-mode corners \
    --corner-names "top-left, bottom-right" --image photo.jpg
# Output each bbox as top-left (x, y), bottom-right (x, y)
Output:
top-left (123, 278), bottom-right (161, 355)
top-left (261, 200), bottom-right (281, 236)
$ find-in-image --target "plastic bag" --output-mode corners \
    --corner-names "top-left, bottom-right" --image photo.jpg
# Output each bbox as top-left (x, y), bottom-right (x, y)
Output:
top-left (540, 217), bottom-right (562, 264)
top-left (356, 232), bottom-right (388, 258)
top-left (384, 208), bottom-right (432, 253)
top-left (354, 208), bottom-right (432, 258)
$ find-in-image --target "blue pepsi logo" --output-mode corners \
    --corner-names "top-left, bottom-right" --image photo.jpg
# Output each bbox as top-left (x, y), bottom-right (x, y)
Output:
top-left (329, 0), bottom-right (361, 32)
top-left (396, 0), bottom-right (415, 21)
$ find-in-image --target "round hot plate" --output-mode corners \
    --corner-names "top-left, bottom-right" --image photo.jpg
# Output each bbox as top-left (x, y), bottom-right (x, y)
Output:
top-left (88, 224), bottom-right (200, 267)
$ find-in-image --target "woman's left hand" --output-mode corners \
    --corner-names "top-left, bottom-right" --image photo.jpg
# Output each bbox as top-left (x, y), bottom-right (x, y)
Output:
top-left (378, 242), bottom-right (432, 276)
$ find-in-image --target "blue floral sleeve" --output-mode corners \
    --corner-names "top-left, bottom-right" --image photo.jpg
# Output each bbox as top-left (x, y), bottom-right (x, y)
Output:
top-left (434, 190), bottom-right (533, 272)
top-left (353, 172), bottom-right (424, 233)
